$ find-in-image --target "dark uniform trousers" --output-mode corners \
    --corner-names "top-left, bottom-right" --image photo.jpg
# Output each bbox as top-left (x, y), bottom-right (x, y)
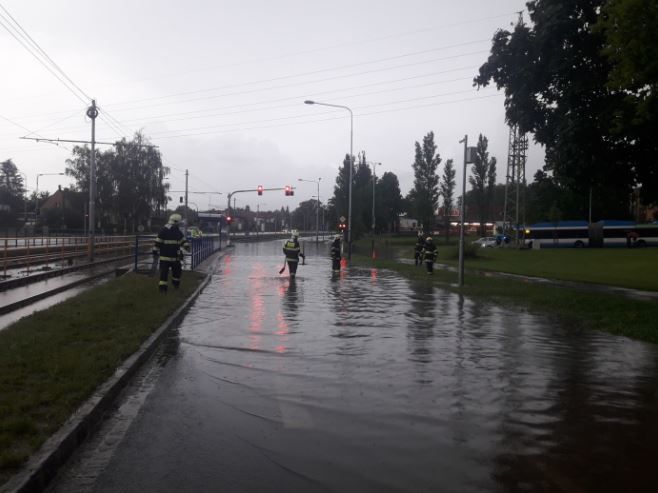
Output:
top-left (160, 259), bottom-right (182, 291)
top-left (422, 245), bottom-right (437, 273)
top-left (283, 239), bottom-right (303, 277)
top-left (154, 224), bottom-right (189, 292)
top-left (330, 243), bottom-right (341, 271)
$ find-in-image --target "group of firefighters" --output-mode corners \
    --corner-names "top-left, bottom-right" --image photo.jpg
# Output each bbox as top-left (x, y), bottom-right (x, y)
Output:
top-left (152, 213), bottom-right (439, 291)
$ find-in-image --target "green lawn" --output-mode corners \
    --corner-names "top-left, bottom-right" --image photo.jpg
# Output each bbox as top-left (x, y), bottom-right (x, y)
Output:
top-left (363, 236), bottom-right (658, 291)
top-left (452, 247), bottom-right (658, 291)
top-left (0, 272), bottom-right (204, 485)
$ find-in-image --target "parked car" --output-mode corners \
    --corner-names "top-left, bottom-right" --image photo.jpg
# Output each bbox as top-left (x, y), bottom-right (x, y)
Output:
top-left (472, 236), bottom-right (497, 248)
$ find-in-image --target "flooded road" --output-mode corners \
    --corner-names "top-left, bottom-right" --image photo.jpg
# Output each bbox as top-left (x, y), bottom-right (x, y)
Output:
top-left (51, 240), bottom-right (658, 492)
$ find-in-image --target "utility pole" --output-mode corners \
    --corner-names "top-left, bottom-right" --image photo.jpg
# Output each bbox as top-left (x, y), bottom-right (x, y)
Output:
top-left (87, 100), bottom-right (98, 262)
top-left (184, 169), bottom-right (189, 226)
top-left (458, 136), bottom-right (477, 287)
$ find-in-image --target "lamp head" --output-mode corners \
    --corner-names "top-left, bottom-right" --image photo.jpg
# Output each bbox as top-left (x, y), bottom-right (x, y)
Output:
top-left (304, 100), bottom-right (315, 105)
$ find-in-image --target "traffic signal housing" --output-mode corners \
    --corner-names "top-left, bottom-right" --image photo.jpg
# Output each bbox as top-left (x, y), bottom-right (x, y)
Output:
top-left (284, 185), bottom-right (294, 196)
top-left (338, 222), bottom-right (347, 232)
top-left (226, 215), bottom-right (232, 225)
top-left (257, 185), bottom-right (263, 196)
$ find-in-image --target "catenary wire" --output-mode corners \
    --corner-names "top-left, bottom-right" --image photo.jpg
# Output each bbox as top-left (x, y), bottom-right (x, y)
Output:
top-left (104, 40), bottom-right (490, 109)
top-left (0, 3), bottom-right (91, 102)
top-left (147, 90), bottom-right (501, 140)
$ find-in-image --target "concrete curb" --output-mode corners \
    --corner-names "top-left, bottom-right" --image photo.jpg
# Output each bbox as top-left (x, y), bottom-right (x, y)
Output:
top-left (1, 251), bottom-right (226, 493)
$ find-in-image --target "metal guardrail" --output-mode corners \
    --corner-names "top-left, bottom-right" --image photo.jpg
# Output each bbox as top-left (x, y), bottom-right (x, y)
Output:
top-left (134, 234), bottom-right (221, 273)
top-left (1, 235), bottom-right (137, 277)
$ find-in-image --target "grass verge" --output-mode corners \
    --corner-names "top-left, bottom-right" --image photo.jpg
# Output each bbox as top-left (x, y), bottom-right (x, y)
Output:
top-left (0, 271), bottom-right (204, 485)
top-left (364, 236), bottom-right (658, 291)
top-left (352, 253), bottom-right (658, 346)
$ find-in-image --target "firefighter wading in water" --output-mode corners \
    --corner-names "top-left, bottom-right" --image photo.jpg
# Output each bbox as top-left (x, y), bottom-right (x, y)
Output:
top-left (330, 235), bottom-right (341, 272)
top-left (283, 230), bottom-right (305, 278)
top-left (421, 236), bottom-right (437, 274)
top-left (152, 213), bottom-right (191, 292)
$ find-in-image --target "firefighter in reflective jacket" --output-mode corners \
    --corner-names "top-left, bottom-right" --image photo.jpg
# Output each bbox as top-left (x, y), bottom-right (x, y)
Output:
top-left (330, 235), bottom-right (341, 272)
top-left (152, 213), bottom-right (190, 292)
top-left (283, 230), bottom-right (305, 278)
top-left (421, 236), bottom-right (437, 274)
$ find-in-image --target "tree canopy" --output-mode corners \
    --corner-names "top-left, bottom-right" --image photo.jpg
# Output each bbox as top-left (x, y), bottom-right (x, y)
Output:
top-left (468, 134), bottom-right (497, 235)
top-left (475, 0), bottom-right (658, 217)
top-left (410, 131), bottom-right (441, 231)
top-left (66, 132), bottom-right (168, 232)
top-left (0, 159), bottom-right (27, 228)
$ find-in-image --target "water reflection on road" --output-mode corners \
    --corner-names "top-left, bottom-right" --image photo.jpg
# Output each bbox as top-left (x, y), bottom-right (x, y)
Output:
top-left (52, 240), bottom-right (658, 493)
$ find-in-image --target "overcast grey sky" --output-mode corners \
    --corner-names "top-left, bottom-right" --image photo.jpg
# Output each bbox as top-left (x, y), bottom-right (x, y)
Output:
top-left (0, 0), bottom-right (542, 212)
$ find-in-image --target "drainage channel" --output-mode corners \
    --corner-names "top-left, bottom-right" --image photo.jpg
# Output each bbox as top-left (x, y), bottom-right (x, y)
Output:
top-left (0, 260), bottom-right (134, 331)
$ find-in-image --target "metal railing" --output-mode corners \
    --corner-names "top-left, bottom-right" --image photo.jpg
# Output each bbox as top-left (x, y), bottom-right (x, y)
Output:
top-left (1, 235), bottom-right (136, 277)
top-left (134, 234), bottom-right (221, 273)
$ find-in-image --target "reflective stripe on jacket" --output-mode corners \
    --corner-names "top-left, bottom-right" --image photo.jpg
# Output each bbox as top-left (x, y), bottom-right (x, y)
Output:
top-left (283, 240), bottom-right (301, 262)
top-left (422, 244), bottom-right (437, 262)
top-left (154, 224), bottom-right (190, 261)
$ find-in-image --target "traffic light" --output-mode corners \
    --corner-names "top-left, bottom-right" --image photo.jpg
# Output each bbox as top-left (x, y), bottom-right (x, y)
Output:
top-left (226, 215), bottom-right (232, 224)
top-left (338, 222), bottom-right (347, 231)
top-left (257, 185), bottom-right (263, 196)
top-left (285, 185), bottom-right (294, 196)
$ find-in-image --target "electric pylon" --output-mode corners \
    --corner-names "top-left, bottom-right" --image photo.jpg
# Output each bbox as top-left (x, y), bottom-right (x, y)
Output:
top-left (502, 125), bottom-right (528, 244)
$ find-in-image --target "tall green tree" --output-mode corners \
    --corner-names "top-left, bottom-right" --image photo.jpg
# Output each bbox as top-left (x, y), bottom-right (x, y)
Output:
top-left (328, 153), bottom-right (355, 232)
top-left (474, 1), bottom-right (645, 218)
top-left (440, 159), bottom-right (456, 242)
top-left (376, 171), bottom-right (403, 233)
top-left (291, 199), bottom-right (318, 231)
top-left (66, 132), bottom-right (169, 232)
top-left (0, 159), bottom-right (27, 228)
top-left (596, 0), bottom-right (658, 203)
top-left (468, 134), bottom-right (497, 235)
top-left (410, 131), bottom-right (441, 232)
top-left (353, 151), bottom-right (373, 237)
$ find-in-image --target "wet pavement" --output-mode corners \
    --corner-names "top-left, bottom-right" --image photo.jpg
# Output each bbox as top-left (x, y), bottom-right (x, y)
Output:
top-left (49, 240), bottom-right (658, 492)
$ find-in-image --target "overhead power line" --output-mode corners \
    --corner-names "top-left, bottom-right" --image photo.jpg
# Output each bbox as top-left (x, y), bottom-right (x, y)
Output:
top-left (104, 40), bottom-right (490, 110)
top-left (91, 12), bottom-right (516, 91)
top-left (147, 90), bottom-right (501, 140)
top-left (24, 73), bottom-right (476, 137)
top-left (0, 3), bottom-right (88, 104)
top-left (0, 3), bottom-right (134, 140)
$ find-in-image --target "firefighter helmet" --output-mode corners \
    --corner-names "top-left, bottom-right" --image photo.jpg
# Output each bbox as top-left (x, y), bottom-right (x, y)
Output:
top-left (426, 236), bottom-right (433, 242)
top-left (169, 213), bottom-right (182, 224)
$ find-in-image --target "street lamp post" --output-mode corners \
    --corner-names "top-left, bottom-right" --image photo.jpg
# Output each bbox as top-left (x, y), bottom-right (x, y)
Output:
top-left (305, 100), bottom-right (353, 260)
top-left (35, 172), bottom-right (65, 221)
top-left (298, 177), bottom-right (321, 244)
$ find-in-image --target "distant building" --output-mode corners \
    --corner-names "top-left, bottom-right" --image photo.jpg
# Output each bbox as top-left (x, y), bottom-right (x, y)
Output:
top-left (39, 187), bottom-right (85, 215)
top-left (398, 215), bottom-right (419, 232)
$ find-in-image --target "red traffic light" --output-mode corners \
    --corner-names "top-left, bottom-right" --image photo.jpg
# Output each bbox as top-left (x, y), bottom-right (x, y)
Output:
top-left (226, 215), bottom-right (232, 224)
top-left (284, 185), bottom-right (292, 196)
top-left (257, 185), bottom-right (263, 196)
top-left (338, 222), bottom-right (346, 231)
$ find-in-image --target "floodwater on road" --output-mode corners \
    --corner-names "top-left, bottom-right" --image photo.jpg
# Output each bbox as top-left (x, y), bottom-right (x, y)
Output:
top-left (50, 240), bottom-right (658, 493)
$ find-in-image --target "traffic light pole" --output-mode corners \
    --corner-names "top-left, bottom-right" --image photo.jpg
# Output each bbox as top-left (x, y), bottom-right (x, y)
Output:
top-left (226, 186), bottom-right (294, 246)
